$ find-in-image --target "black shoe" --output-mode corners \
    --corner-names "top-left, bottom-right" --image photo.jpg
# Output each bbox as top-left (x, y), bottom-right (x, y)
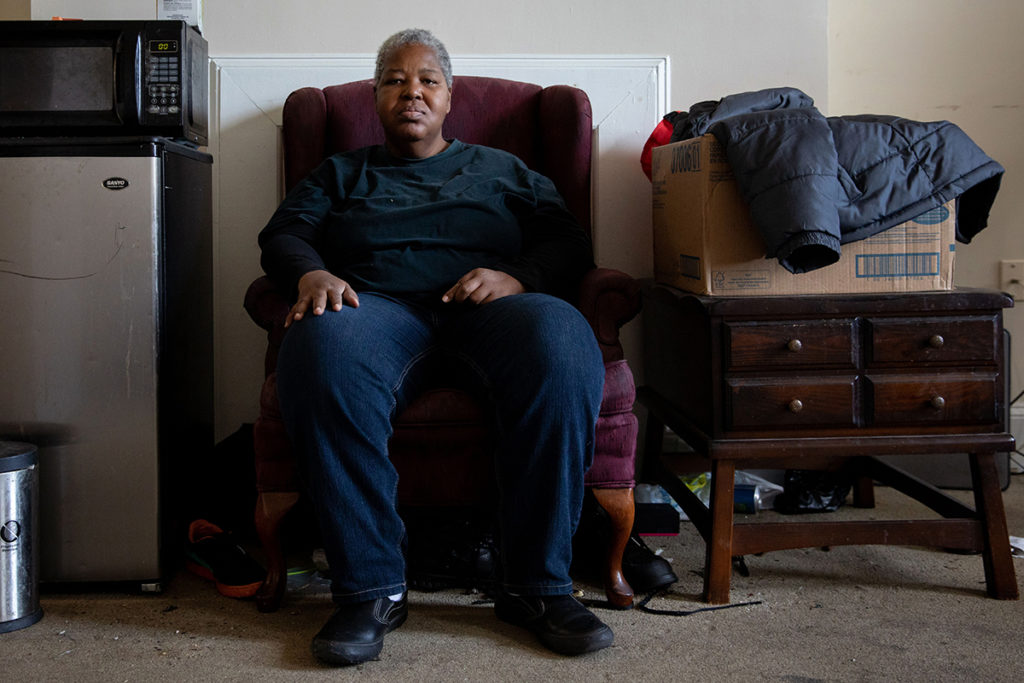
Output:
top-left (495, 594), bottom-right (614, 655)
top-left (622, 533), bottom-right (678, 594)
top-left (571, 492), bottom-right (678, 596)
top-left (403, 511), bottom-right (499, 593)
top-left (311, 595), bottom-right (408, 665)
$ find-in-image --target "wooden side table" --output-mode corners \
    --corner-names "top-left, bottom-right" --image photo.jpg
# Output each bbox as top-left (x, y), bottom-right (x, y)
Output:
top-left (639, 287), bottom-right (1018, 603)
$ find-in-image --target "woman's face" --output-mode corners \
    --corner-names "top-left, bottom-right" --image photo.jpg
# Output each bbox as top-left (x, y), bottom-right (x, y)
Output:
top-left (374, 43), bottom-right (452, 158)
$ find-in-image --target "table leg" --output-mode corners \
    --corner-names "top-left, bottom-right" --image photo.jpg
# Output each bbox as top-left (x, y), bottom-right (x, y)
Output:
top-left (969, 451), bottom-right (1019, 599)
top-left (641, 410), bottom-right (665, 482)
top-left (704, 459), bottom-right (737, 604)
top-left (852, 467), bottom-right (876, 508)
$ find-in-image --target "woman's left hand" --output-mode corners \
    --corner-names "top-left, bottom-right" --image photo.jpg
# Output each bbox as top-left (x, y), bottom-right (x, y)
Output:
top-left (442, 268), bottom-right (525, 305)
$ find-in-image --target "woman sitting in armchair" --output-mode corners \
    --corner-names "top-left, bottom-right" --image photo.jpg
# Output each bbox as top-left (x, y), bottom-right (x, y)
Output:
top-left (258, 28), bottom-right (613, 665)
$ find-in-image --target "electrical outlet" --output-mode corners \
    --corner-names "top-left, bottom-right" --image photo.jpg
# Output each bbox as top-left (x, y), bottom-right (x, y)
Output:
top-left (1000, 260), bottom-right (1024, 300)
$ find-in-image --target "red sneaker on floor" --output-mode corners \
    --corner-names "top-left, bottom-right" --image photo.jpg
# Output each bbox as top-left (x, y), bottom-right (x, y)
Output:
top-left (185, 519), bottom-right (266, 599)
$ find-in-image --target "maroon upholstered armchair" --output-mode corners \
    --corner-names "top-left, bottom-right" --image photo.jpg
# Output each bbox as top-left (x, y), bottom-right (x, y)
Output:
top-left (244, 76), bottom-right (642, 612)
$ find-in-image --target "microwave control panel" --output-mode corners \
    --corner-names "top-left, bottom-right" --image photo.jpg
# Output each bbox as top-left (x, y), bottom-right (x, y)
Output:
top-left (144, 39), bottom-right (181, 117)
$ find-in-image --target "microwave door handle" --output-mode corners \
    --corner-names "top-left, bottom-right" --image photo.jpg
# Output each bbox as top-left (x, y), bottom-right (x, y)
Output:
top-left (113, 33), bottom-right (141, 123)
top-left (131, 33), bottom-right (141, 123)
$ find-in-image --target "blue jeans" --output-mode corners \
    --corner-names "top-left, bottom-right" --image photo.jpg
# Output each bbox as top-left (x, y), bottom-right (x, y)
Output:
top-left (275, 292), bottom-right (605, 604)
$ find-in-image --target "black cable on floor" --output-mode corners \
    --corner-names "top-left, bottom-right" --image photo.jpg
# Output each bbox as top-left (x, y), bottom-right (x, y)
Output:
top-left (576, 589), bottom-right (762, 616)
top-left (634, 589), bottom-right (762, 616)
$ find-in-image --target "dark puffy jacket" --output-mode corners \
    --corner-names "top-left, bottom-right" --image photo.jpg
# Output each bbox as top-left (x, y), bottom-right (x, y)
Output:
top-left (670, 87), bottom-right (1004, 273)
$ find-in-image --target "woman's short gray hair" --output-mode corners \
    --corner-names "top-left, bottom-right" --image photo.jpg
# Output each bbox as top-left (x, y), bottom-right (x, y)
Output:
top-left (374, 29), bottom-right (453, 87)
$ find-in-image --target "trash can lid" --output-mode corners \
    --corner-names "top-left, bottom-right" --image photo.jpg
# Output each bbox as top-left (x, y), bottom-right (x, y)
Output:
top-left (0, 442), bottom-right (38, 473)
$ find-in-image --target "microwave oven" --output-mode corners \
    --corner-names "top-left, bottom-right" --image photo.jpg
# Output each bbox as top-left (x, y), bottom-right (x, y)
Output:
top-left (0, 20), bottom-right (208, 145)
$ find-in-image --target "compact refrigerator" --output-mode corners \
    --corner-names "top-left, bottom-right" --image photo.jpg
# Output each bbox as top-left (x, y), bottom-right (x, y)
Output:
top-left (0, 137), bottom-right (213, 589)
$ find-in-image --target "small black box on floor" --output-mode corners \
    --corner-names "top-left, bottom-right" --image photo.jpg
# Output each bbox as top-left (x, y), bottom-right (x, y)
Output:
top-left (633, 502), bottom-right (680, 536)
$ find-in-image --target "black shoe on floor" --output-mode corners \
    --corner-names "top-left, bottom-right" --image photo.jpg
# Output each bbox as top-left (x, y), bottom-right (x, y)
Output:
top-left (311, 595), bottom-right (408, 665)
top-left (495, 594), bottom-right (614, 655)
top-left (622, 533), bottom-right (678, 594)
top-left (405, 517), bottom-right (500, 594)
top-left (571, 491), bottom-right (678, 597)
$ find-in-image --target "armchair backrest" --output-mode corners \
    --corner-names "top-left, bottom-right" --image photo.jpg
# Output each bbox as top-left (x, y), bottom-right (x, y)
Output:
top-left (281, 76), bottom-right (594, 234)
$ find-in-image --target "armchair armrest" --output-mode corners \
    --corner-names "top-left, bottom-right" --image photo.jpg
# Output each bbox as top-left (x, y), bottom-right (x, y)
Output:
top-left (244, 276), bottom-right (291, 376)
top-left (244, 276), bottom-right (290, 332)
top-left (577, 267), bottom-right (642, 362)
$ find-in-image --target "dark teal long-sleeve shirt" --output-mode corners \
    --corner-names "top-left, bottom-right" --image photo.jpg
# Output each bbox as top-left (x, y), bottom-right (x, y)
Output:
top-left (258, 140), bottom-right (594, 303)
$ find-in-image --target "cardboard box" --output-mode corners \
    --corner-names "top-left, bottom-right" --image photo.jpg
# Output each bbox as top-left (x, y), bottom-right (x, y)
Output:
top-left (651, 134), bottom-right (955, 296)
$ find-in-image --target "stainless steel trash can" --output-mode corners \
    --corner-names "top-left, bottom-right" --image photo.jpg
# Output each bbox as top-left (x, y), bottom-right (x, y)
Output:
top-left (0, 441), bottom-right (42, 633)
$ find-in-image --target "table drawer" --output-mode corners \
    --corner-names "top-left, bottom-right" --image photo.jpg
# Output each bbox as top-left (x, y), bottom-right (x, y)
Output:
top-left (870, 373), bottom-right (1000, 425)
top-left (725, 320), bottom-right (857, 369)
top-left (726, 376), bottom-right (858, 429)
top-left (868, 316), bottom-right (999, 365)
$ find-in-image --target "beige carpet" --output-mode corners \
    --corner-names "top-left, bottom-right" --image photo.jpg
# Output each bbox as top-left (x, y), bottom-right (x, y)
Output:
top-left (5, 481), bottom-right (1024, 682)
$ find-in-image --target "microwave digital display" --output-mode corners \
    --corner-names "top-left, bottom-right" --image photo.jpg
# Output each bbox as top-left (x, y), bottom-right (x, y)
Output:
top-left (149, 40), bottom-right (178, 54)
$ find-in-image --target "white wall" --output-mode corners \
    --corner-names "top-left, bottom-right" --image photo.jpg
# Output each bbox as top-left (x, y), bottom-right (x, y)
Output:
top-left (30, 1), bottom-right (828, 110)
top-left (828, 0), bottom-right (1024, 402)
top-left (225, 3), bottom-right (828, 108)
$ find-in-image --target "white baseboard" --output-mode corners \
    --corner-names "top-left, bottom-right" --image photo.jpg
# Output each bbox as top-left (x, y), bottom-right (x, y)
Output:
top-left (1011, 405), bottom-right (1024, 473)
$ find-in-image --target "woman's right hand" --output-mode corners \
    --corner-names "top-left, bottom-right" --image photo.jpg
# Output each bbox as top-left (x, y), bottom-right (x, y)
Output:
top-left (286, 269), bottom-right (360, 328)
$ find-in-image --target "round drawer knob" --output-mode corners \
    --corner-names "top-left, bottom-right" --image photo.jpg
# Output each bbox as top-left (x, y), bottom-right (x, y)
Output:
top-left (788, 399), bottom-right (804, 413)
top-left (787, 339), bottom-right (803, 352)
top-left (930, 395), bottom-right (946, 409)
top-left (928, 334), bottom-right (945, 349)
